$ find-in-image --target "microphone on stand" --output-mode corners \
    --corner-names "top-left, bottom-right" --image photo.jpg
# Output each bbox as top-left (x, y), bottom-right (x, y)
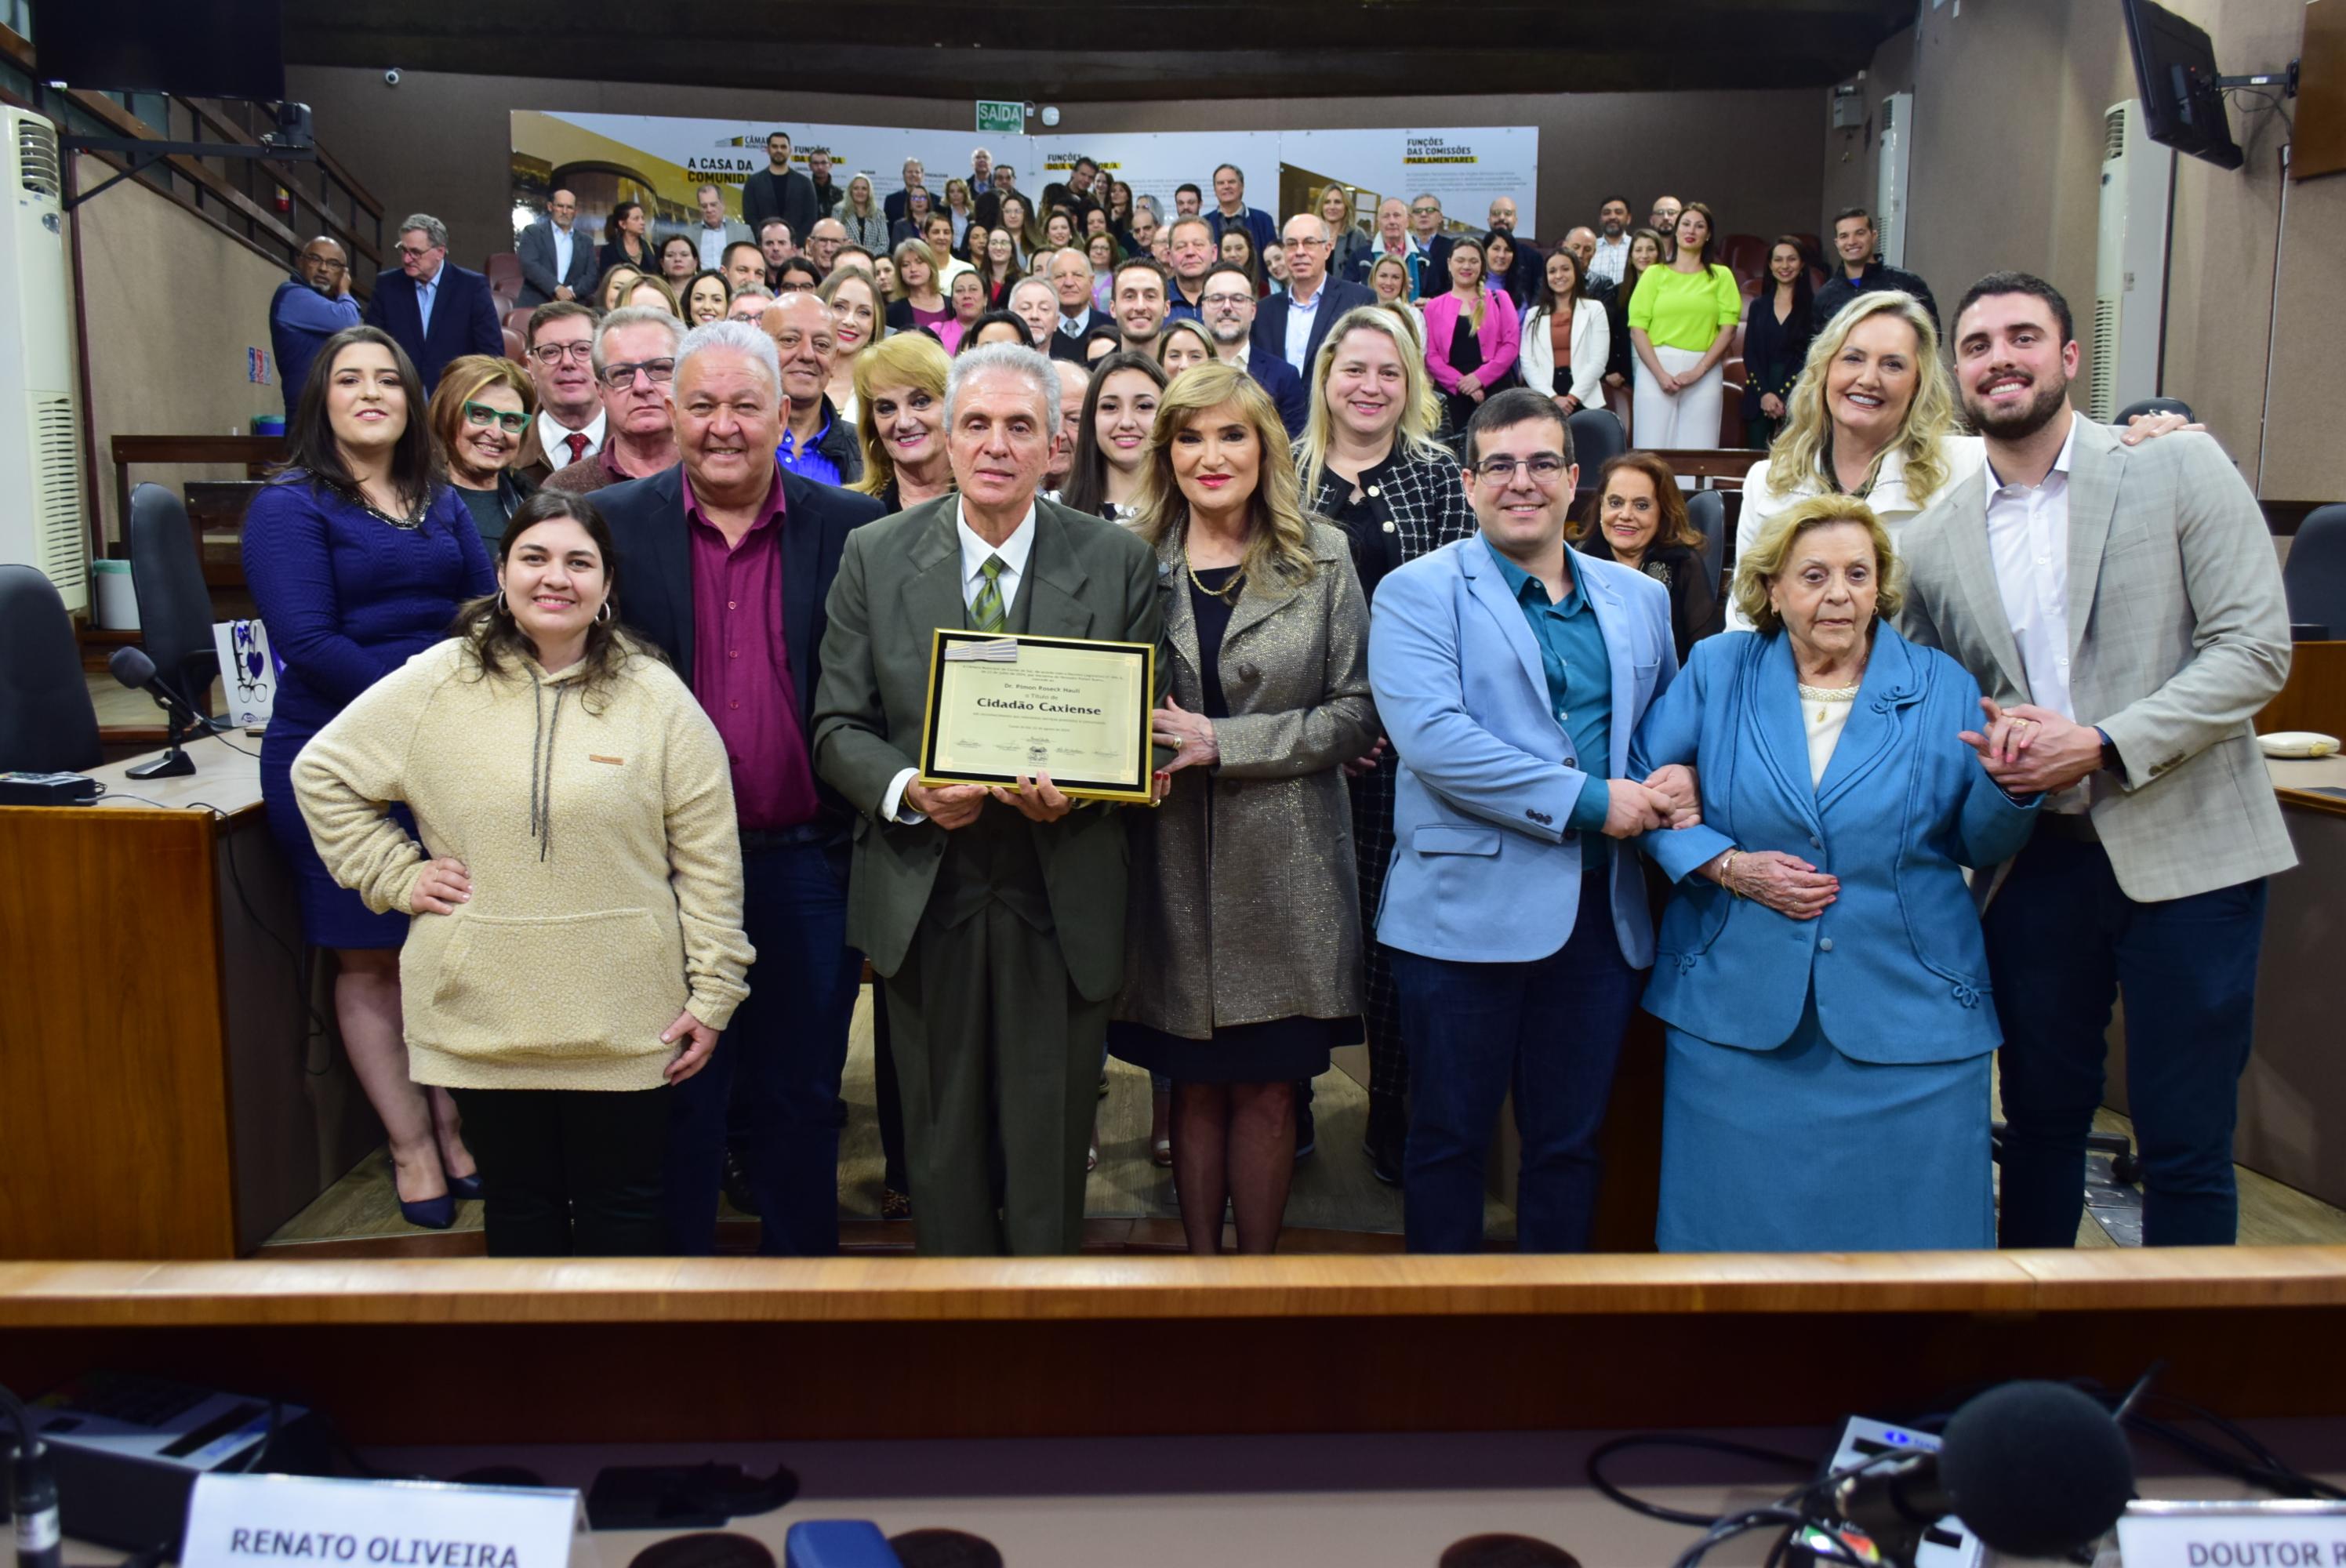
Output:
top-left (1830, 1381), bottom-right (2136, 1566)
top-left (109, 646), bottom-right (220, 779)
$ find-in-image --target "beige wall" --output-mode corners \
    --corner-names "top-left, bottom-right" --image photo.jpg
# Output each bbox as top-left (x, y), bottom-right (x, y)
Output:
top-left (280, 67), bottom-right (1829, 274)
top-left (74, 156), bottom-right (289, 543)
top-left (1825, 0), bottom-right (2343, 501)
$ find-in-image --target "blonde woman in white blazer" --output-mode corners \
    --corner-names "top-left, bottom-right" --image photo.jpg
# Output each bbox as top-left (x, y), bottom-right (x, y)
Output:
top-left (1517, 248), bottom-right (1611, 414)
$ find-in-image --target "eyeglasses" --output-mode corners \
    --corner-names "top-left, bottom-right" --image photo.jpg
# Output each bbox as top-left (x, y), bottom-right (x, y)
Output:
top-left (463, 402), bottom-right (531, 434)
top-left (600, 358), bottom-right (677, 389)
top-left (1471, 454), bottom-right (1570, 484)
top-left (302, 255), bottom-right (347, 272)
top-left (1410, 206), bottom-right (1439, 217)
top-left (529, 342), bottom-right (595, 365)
top-left (395, 243), bottom-right (438, 259)
top-left (1200, 291), bottom-right (1253, 308)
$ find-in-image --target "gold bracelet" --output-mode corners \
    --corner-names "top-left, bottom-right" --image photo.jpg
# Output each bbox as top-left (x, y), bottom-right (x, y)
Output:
top-left (1718, 848), bottom-right (1743, 896)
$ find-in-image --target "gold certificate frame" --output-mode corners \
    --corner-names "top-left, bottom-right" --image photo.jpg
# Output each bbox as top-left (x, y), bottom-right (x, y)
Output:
top-left (917, 630), bottom-right (1157, 804)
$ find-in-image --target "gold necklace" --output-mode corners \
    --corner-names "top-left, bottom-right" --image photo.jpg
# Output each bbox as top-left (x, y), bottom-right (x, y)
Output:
top-left (1185, 555), bottom-right (1244, 601)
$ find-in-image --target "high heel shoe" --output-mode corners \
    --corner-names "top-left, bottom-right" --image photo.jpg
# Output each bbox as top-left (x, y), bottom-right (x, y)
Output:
top-left (447, 1173), bottom-right (484, 1201)
top-left (398, 1192), bottom-right (456, 1230)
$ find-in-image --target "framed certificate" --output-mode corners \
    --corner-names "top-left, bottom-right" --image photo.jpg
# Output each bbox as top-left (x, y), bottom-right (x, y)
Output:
top-left (917, 630), bottom-right (1157, 804)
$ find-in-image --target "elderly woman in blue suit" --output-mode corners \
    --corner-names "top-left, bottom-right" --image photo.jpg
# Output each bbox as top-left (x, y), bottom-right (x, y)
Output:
top-left (1628, 492), bottom-right (2038, 1251)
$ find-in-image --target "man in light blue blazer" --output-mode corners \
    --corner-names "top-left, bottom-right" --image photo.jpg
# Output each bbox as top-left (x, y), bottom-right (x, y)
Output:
top-left (1368, 387), bottom-right (1688, 1254)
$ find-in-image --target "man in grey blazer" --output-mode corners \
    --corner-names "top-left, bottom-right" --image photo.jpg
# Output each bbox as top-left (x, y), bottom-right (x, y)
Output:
top-left (812, 341), bottom-right (1168, 1256)
top-left (515, 188), bottom-right (597, 307)
top-left (1898, 271), bottom-right (2294, 1250)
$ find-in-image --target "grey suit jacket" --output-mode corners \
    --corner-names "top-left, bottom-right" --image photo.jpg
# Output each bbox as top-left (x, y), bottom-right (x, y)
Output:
top-left (515, 217), bottom-right (598, 307)
top-left (1898, 417), bottom-right (2294, 902)
top-left (810, 493), bottom-right (1170, 998)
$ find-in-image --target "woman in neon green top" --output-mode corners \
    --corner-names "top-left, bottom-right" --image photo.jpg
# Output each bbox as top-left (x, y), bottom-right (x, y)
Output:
top-left (1627, 201), bottom-right (1743, 448)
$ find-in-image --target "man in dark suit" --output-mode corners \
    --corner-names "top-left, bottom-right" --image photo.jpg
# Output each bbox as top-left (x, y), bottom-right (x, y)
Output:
top-left (361, 213), bottom-right (503, 394)
top-left (1251, 212), bottom-right (1376, 382)
top-left (515, 189), bottom-right (597, 307)
top-left (1197, 262), bottom-right (1307, 437)
top-left (971, 162), bottom-right (1022, 230)
top-left (598, 318), bottom-right (886, 1258)
top-left (806, 148), bottom-right (841, 227)
top-left (812, 341), bottom-right (1168, 1257)
top-left (1044, 250), bottom-right (1106, 363)
top-left (742, 131), bottom-right (819, 249)
top-left (883, 157), bottom-right (928, 227)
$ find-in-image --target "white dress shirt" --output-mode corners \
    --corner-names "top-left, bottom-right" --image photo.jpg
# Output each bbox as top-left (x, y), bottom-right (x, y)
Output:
top-left (552, 223), bottom-right (576, 288)
top-left (1588, 234), bottom-right (1630, 285)
top-left (1282, 278), bottom-right (1327, 372)
top-left (698, 223), bottom-right (730, 270)
top-left (536, 408), bottom-right (606, 471)
top-left (882, 498), bottom-right (1041, 822)
top-left (1057, 306), bottom-right (1095, 339)
top-left (1984, 415), bottom-right (2084, 808)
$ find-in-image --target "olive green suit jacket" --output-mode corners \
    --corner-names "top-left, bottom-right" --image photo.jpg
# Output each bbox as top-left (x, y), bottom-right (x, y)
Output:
top-left (810, 493), bottom-right (1169, 999)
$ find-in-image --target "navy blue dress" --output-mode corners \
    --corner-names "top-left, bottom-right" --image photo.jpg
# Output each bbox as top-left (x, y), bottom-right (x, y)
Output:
top-left (242, 475), bottom-right (495, 949)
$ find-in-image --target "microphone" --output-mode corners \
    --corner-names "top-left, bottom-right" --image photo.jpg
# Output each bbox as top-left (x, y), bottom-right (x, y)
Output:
top-left (109, 646), bottom-right (216, 780)
top-left (1832, 1381), bottom-right (2135, 1564)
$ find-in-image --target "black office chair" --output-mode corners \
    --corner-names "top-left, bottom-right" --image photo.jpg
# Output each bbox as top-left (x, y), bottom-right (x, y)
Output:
top-left (0, 565), bottom-right (104, 774)
top-left (127, 481), bottom-right (220, 721)
top-left (1686, 488), bottom-right (1727, 600)
top-left (1567, 407), bottom-right (1625, 506)
top-left (2282, 503), bottom-right (2346, 642)
top-left (2112, 396), bottom-right (2193, 425)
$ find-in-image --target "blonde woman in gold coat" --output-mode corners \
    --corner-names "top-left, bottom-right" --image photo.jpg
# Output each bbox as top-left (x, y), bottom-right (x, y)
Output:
top-left (1109, 361), bottom-right (1378, 1254)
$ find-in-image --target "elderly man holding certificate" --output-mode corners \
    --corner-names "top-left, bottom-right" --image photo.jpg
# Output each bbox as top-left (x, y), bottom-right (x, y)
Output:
top-left (812, 340), bottom-right (1169, 1257)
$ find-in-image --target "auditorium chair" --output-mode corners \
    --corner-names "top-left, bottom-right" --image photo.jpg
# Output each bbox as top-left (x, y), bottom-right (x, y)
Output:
top-left (0, 565), bottom-right (103, 774)
top-left (127, 484), bottom-right (220, 719)
top-left (1719, 233), bottom-right (1767, 286)
top-left (485, 252), bottom-right (523, 301)
top-left (1718, 359), bottom-right (1749, 448)
top-left (2283, 504), bottom-right (2346, 641)
top-left (1567, 407), bottom-right (1625, 506)
top-left (1602, 379), bottom-right (1634, 445)
top-left (503, 327), bottom-right (528, 364)
top-left (1687, 488), bottom-right (1728, 599)
top-left (504, 303), bottom-right (534, 333)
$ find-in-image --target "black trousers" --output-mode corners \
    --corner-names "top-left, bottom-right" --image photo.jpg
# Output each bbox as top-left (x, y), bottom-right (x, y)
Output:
top-left (449, 1085), bottom-right (671, 1257)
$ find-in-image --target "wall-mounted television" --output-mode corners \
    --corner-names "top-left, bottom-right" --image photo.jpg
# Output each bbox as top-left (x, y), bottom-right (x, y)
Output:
top-left (2121, 0), bottom-right (2246, 170)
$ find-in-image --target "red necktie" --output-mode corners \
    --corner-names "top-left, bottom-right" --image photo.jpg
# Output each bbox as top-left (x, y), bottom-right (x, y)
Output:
top-left (565, 433), bottom-right (590, 464)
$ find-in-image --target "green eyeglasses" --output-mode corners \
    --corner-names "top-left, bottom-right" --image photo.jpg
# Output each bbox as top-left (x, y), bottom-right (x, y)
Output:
top-left (463, 402), bottom-right (530, 434)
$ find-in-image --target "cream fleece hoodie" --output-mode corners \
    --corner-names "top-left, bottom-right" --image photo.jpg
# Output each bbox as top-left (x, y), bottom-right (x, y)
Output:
top-left (293, 637), bottom-right (754, 1091)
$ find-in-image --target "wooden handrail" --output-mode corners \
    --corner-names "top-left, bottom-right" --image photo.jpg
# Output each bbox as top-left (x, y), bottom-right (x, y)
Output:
top-left (63, 89), bottom-right (304, 254)
top-left (174, 94), bottom-right (380, 270)
top-left (4, 1248), bottom-right (2344, 1328)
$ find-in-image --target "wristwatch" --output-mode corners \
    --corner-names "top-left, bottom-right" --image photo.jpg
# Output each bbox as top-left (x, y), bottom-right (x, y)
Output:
top-left (2096, 726), bottom-right (2123, 779)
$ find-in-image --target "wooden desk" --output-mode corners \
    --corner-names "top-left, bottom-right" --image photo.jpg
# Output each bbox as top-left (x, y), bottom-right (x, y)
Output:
top-left (0, 735), bottom-right (375, 1261)
top-left (2, 1252), bottom-right (2344, 1443)
top-left (2261, 641), bottom-right (2346, 739)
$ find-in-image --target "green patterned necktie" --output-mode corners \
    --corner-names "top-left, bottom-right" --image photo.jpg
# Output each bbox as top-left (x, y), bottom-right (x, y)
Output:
top-left (970, 554), bottom-right (1008, 633)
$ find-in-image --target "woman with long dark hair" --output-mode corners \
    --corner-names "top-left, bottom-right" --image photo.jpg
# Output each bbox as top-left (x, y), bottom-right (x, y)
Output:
top-left (1572, 450), bottom-right (1720, 659)
top-left (242, 325), bottom-right (496, 1232)
top-left (293, 490), bottom-right (752, 1257)
top-left (1519, 245), bottom-right (1611, 416)
top-left (1741, 236), bottom-right (1818, 448)
top-left (1627, 201), bottom-right (1742, 447)
top-left (657, 234), bottom-right (699, 289)
top-left (597, 201), bottom-right (652, 275)
top-left (1060, 350), bottom-right (1168, 522)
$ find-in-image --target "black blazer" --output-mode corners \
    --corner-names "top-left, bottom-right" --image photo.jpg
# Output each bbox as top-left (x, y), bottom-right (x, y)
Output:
top-left (515, 218), bottom-right (597, 307)
top-left (1576, 536), bottom-right (1720, 662)
top-left (1247, 278), bottom-right (1376, 381)
top-left (1741, 285), bottom-right (1816, 419)
top-left (361, 262), bottom-right (504, 394)
top-left (1247, 351), bottom-right (1309, 438)
top-left (743, 167), bottom-right (819, 245)
top-left (596, 463), bottom-right (887, 820)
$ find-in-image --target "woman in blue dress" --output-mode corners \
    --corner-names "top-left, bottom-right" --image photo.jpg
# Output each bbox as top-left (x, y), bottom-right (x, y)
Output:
top-left (243, 325), bottom-right (496, 1230)
top-left (1628, 493), bottom-right (2038, 1251)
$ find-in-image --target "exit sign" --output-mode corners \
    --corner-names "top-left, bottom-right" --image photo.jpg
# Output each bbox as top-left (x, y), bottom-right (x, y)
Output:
top-left (975, 100), bottom-right (1025, 135)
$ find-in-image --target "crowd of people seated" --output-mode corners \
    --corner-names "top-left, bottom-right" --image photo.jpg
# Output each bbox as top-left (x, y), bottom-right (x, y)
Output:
top-left (255, 133), bottom-right (2292, 1264)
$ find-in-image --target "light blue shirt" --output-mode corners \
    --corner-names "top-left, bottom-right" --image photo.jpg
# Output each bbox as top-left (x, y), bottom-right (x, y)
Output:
top-left (415, 264), bottom-right (439, 334)
top-left (552, 224), bottom-right (574, 285)
top-left (1282, 278), bottom-right (1327, 372)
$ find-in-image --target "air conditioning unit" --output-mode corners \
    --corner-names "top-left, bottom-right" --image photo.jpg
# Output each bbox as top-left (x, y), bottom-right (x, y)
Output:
top-left (0, 107), bottom-right (89, 614)
top-left (1875, 91), bottom-right (1914, 269)
top-left (2091, 100), bottom-right (2174, 422)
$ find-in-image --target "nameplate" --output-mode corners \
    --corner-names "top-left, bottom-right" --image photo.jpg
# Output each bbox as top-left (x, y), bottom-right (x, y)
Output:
top-left (183, 1473), bottom-right (592, 1568)
top-left (2115, 1500), bottom-right (2346, 1566)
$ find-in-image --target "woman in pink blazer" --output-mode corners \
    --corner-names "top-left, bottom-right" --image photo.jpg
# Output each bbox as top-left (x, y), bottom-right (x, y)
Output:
top-left (1420, 235), bottom-right (1522, 444)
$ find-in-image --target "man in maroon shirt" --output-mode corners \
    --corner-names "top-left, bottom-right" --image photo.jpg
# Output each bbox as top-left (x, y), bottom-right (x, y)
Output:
top-left (597, 318), bottom-right (886, 1255)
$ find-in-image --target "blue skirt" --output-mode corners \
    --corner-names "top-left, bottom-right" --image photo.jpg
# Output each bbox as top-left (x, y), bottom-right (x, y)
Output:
top-left (260, 724), bottom-right (411, 952)
top-left (1657, 997), bottom-right (1994, 1253)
